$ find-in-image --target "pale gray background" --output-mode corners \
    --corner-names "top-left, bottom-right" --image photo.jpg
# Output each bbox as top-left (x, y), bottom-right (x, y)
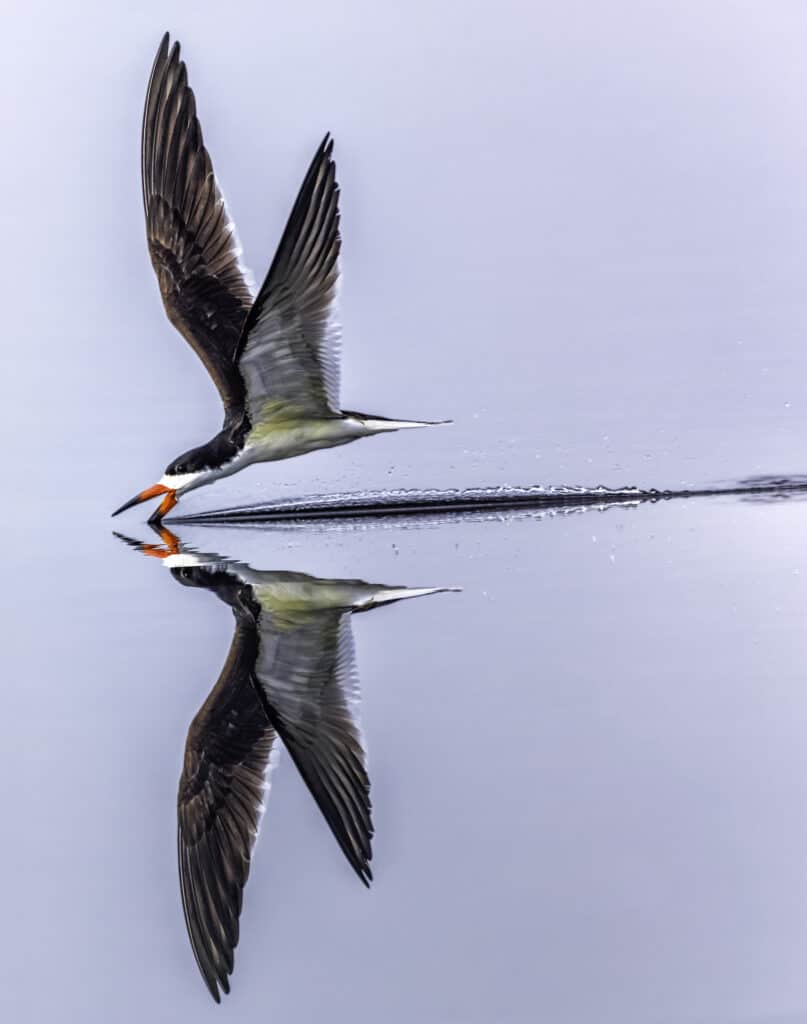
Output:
top-left (3, 1), bottom-right (807, 1021)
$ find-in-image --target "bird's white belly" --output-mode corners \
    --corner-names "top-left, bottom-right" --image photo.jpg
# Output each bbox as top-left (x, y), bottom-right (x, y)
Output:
top-left (244, 417), bottom-right (363, 463)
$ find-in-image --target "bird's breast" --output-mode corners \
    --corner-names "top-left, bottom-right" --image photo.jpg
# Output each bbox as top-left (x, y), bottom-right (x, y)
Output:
top-left (245, 416), bottom-right (360, 462)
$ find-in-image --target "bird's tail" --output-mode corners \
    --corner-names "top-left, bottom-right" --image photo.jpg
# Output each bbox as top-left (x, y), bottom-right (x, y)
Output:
top-left (349, 412), bottom-right (452, 433)
top-left (365, 585), bottom-right (461, 607)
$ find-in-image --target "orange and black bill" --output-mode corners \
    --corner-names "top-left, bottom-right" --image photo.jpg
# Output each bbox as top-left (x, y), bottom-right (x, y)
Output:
top-left (111, 484), bottom-right (177, 521)
top-left (112, 526), bottom-right (182, 557)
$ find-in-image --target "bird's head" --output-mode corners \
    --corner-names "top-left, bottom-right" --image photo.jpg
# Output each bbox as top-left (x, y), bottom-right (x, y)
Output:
top-left (111, 447), bottom-right (212, 520)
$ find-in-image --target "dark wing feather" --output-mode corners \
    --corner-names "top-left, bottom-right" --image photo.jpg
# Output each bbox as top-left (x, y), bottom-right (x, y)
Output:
top-left (178, 619), bottom-right (276, 1002)
top-left (236, 135), bottom-right (342, 421)
top-left (253, 609), bottom-right (372, 885)
top-left (142, 33), bottom-right (253, 417)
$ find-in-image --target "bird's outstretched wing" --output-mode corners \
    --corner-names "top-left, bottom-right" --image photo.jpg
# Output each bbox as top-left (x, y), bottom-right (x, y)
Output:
top-left (177, 619), bottom-right (276, 1003)
top-left (142, 33), bottom-right (253, 418)
top-left (253, 607), bottom-right (372, 885)
top-left (236, 135), bottom-right (342, 424)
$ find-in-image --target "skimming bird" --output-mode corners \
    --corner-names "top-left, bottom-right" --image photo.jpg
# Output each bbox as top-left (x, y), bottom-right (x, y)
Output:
top-left (117, 526), bottom-right (457, 1001)
top-left (113, 33), bottom-right (447, 524)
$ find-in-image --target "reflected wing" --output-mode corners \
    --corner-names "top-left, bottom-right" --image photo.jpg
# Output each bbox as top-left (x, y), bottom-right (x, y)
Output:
top-left (178, 620), bottom-right (276, 1003)
top-left (253, 608), bottom-right (372, 885)
top-left (236, 135), bottom-right (342, 422)
top-left (142, 33), bottom-right (253, 416)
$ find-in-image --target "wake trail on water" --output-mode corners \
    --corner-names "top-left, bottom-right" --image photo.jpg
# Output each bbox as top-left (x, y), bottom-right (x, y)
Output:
top-left (168, 474), bottom-right (807, 528)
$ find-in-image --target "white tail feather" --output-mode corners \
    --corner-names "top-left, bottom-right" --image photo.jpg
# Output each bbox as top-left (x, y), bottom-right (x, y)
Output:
top-left (359, 417), bottom-right (452, 433)
top-left (369, 585), bottom-right (461, 606)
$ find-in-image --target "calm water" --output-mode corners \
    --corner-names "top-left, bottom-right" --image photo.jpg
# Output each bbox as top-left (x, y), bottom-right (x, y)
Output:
top-left (6, 1), bottom-right (807, 1021)
top-left (5, 494), bottom-right (807, 1022)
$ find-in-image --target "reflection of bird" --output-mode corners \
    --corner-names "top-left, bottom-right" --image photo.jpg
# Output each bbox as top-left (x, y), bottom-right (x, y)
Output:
top-left (113, 34), bottom-right (448, 524)
top-left (117, 527), bottom-right (457, 1001)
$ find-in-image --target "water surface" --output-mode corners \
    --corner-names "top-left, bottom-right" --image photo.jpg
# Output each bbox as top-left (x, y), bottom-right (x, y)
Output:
top-left (5, 493), bottom-right (807, 1021)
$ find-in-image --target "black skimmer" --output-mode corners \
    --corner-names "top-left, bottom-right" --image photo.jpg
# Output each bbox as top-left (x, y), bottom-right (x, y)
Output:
top-left (113, 34), bottom-right (448, 524)
top-left (117, 526), bottom-right (458, 1001)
